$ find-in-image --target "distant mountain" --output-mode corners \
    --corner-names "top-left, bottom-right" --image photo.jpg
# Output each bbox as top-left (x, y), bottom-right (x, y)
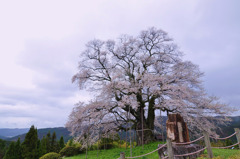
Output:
top-left (0, 128), bottom-right (29, 138)
top-left (1, 116), bottom-right (239, 143)
top-left (216, 116), bottom-right (240, 139)
top-left (8, 127), bottom-right (72, 142)
top-left (0, 135), bottom-right (8, 140)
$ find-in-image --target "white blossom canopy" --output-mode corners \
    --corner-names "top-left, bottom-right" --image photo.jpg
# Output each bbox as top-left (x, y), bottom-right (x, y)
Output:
top-left (66, 27), bottom-right (233, 145)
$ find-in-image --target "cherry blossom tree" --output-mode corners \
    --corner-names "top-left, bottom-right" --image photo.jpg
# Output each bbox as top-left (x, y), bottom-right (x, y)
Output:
top-left (66, 27), bottom-right (232, 145)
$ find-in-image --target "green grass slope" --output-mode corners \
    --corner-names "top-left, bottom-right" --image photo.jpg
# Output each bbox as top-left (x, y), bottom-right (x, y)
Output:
top-left (64, 142), bottom-right (161, 159)
top-left (199, 149), bottom-right (240, 159)
top-left (64, 142), bottom-right (240, 159)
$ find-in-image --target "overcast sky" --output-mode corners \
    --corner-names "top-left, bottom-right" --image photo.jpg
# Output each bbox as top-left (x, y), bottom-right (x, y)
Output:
top-left (0, 0), bottom-right (239, 128)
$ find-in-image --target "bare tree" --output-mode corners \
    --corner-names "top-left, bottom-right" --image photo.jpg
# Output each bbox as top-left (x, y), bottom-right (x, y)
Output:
top-left (66, 27), bottom-right (233, 145)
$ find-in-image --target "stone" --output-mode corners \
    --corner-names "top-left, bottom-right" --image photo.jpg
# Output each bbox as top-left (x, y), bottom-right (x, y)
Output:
top-left (166, 114), bottom-right (190, 143)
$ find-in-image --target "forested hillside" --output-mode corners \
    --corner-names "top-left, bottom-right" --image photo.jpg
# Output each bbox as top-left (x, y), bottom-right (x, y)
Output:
top-left (6, 127), bottom-right (71, 142)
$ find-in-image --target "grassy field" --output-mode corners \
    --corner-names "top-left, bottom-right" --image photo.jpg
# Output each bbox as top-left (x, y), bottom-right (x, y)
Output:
top-left (64, 142), bottom-right (240, 159)
top-left (199, 149), bottom-right (240, 159)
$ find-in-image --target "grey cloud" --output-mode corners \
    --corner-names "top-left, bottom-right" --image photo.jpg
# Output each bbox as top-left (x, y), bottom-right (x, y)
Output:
top-left (0, 36), bottom-right (90, 128)
top-left (1, 0), bottom-right (240, 128)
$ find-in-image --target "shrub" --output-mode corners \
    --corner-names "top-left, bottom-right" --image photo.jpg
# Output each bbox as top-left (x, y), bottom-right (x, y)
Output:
top-left (89, 142), bottom-right (99, 150)
top-left (39, 152), bottom-right (61, 159)
top-left (119, 142), bottom-right (128, 148)
top-left (113, 141), bottom-right (120, 147)
top-left (88, 141), bottom-right (118, 151)
top-left (99, 143), bottom-right (114, 149)
top-left (59, 146), bottom-right (81, 157)
top-left (98, 137), bottom-right (115, 150)
top-left (66, 139), bottom-right (81, 148)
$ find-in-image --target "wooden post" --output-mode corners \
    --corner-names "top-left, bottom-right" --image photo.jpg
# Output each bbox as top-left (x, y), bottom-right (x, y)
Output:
top-left (120, 152), bottom-right (125, 159)
top-left (130, 130), bottom-right (132, 157)
top-left (97, 129), bottom-right (100, 158)
top-left (141, 107), bottom-right (144, 150)
top-left (234, 128), bottom-right (240, 149)
top-left (160, 110), bottom-right (165, 142)
top-left (166, 138), bottom-right (174, 159)
top-left (134, 130), bottom-right (136, 148)
top-left (125, 130), bottom-right (128, 149)
top-left (203, 131), bottom-right (213, 158)
top-left (128, 106), bottom-right (132, 157)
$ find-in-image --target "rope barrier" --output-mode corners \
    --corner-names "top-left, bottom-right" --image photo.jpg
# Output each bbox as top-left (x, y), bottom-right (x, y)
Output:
top-left (119, 130), bottom-right (240, 159)
top-left (173, 136), bottom-right (204, 145)
top-left (212, 142), bottom-right (240, 149)
top-left (210, 132), bottom-right (237, 140)
top-left (174, 147), bottom-right (206, 157)
top-left (125, 136), bottom-right (205, 158)
top-left (125, 144), bottom-right (167, 158)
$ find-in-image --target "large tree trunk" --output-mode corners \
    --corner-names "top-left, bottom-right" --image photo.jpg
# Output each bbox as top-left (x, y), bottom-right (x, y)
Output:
top-left (134, 94), bottom-right (156, 145)
top-left (136, 121), bottom-right (155, 145)
top-left (135, 106), bottom-right (155, 145)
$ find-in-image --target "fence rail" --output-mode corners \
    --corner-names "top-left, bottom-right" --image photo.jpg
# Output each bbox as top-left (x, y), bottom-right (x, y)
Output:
top-left (210, 132), bottom-right (237, 140)
top-left (173, 136), bottom-right (204, 145)
top-left (125, 144), bottom-right (166, 158)
top-left (212, 142), bottom-right (240, 149)
top-left (174, 147), bottom-right (206, 157)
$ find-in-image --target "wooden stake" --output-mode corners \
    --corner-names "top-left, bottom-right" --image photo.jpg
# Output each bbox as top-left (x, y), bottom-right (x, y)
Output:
top-left (234, 128), bottom-right (240, 149)
top-left (125, 130), bottom-right (127, 149)
top-left (203, 131), bottom-right (213, 158)
top-left (120, 152), bottom-right (125, 159)
top-left (97, 129), bottom-right (99, 158)
top-left (160, 110), bottom-right (164, 142)
top-left (166, 138), bottom-right (174, 159)
top-left (128, 106), bottom-right (132, 157)
top-left (141, 107), bottom-right (144, 149)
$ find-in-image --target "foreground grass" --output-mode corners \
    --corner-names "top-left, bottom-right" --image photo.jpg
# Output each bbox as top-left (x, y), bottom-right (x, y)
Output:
top-left (199, 149), bottom-right (240, 159)
top-left (64, 142), bottom-right (160, 159)
top-left (64, 142), bottom-right (240, 159)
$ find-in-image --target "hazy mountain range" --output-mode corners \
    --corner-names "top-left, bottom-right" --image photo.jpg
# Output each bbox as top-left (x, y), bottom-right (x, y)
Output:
top-left (0, 116), bottom-right (239, 142)
top-left (0, 127), bottom-right (72, 142)
top-left (0, 128), bottom-right (29, 138)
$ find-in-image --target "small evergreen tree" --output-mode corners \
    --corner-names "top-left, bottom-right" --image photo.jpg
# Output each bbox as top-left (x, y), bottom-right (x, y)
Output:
top-left (51, 132), bottom-right (58, 152)
top-left (39, 136), bottom-right (47, 157)
top-left (21, 125), bottom-right (39, 159)
top-left (0, 139), bottom-right (6, 159)
top-left (59, 136), bottom-right (65, 150)
top-left (4, 142), bottom-right (15, 159)
top-left (3, 138), bottom-right (22, 159)
top-left (37, 139), bottom-right (41, 157)
top-left (46, 132), bottom-right (51, 153)
top-left (15, 138), bottom-right (23, 159)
